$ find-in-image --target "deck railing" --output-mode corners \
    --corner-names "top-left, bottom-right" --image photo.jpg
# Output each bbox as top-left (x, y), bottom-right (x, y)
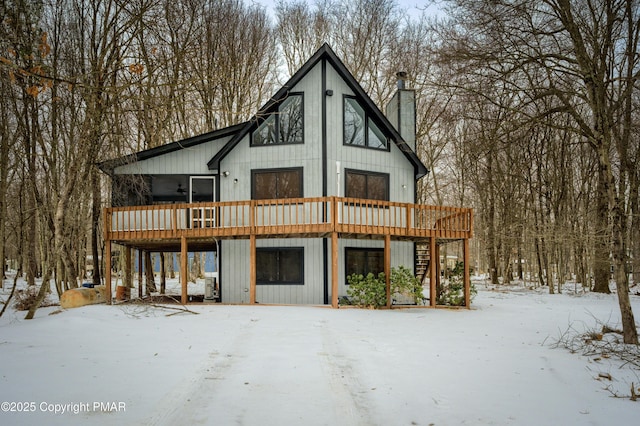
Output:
top-left (105, 197), bottom-right (472, 242)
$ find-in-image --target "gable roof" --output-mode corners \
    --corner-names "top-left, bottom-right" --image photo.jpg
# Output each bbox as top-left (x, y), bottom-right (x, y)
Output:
top-left (99, 44), bottom-right (428, 180)
top-left (208, 43), bottom-right (428, 179)
top-left (98, 122), bottom-right (246, 175)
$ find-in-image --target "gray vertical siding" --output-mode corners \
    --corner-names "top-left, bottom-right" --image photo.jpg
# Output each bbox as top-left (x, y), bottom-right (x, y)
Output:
top-left (113, 136), bottom-right (232, 175)
top-left (115, 58), bottom-right (419, 305)
top-left (219, 65), bottom-right (324, 201)
top-left (221, 238), bottom-right (325, 304)
top-left (221, 240), bottom-right (250, 304)
top-left (219, 65), bottom-right (327, 304)
top-left (218, 60), bottom-right (417, 305)
top-left (326, 239), bottom-right (414, 301)
top-left (323, 61), bottom-right (416, 303)
top-left (324, 63), bottom-right (415, 203)
top-left (255, 238), bottom-right (324, 304)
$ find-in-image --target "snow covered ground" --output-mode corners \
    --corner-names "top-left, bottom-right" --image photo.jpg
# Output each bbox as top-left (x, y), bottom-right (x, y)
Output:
top-left (1, 277), bottom-right (638, 426)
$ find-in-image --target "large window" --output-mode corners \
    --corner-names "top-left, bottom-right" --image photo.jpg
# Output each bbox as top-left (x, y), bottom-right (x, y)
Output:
top-left (345, 169), bottom-right (389, 201)
top-left (345, 248), bottom-right (384, 279)
top-left (252, 168), bottom-right (303, 199)
top-left (257, 247), bottom-right (304, 285)
top-left (252, 94), bottom-right (304, 145)
top-left (343, 96), bottom-right (387, 150)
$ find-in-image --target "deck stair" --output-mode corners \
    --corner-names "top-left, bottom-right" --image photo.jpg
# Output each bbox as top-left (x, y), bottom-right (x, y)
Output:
top-left (416, 243), bottom-right (430, 283)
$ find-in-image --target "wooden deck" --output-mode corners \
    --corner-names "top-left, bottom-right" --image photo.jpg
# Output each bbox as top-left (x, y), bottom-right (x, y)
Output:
top-left (103, 197), bottom-right (473, 307)
top-left (105, 197), bottom-right (472, 244)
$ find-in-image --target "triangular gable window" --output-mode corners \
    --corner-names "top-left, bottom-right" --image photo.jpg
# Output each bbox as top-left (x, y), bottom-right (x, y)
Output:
top-left (344, 96), bottom-right (388, 150)
top-left (252, 94), bottom-right (304, 146)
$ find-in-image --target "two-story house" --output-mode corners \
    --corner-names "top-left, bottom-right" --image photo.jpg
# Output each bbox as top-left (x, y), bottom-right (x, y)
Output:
top-left (99, 44), bottom-right (473, 307)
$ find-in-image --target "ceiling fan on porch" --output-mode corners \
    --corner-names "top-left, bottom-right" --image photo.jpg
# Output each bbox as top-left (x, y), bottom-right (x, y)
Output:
top-left (176, 183), bottom-right (196, 195)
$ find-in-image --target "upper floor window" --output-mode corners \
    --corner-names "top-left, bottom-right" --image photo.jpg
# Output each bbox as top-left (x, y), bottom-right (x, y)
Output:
top-left (343, 96), bottom-right (388, 150)
top-left (345, 169), bottom-right (389, 201)
top-left (252, 168), bottom-right (303, 199)
top-left (252, 94), bottom-right (304, 146)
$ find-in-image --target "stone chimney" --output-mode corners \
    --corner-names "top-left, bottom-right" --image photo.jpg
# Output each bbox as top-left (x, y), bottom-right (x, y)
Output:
top-left (386, 71), bottom-right (416, 152)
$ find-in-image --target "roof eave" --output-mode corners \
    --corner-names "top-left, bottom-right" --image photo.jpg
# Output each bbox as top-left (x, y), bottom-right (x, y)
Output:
top-left (99, 122), bottom-right (246, 175)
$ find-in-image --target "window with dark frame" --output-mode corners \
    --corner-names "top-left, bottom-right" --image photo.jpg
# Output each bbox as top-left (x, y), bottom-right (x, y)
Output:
top-left (252, 94), bottom-right (304, 145)
top-left (256, 247), bottom-right (304, 285)
top-left (345, 169), bottom-right (389, 201)
top-left (252, 168), bottom-right (303, 200)
top-left (345, 248), bottom-right (384, 280)
top-left (343, 96), bottom-right (388, 150)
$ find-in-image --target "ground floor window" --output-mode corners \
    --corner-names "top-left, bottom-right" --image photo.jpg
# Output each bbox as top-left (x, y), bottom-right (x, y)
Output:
top-left (345, 247), bottom-right (384, 280)
top-left (256, 247), bottom-right (304, 285)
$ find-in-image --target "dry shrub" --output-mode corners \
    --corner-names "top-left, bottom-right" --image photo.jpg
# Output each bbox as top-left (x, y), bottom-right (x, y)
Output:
top-left (13, 286), bottom-right (58, 311)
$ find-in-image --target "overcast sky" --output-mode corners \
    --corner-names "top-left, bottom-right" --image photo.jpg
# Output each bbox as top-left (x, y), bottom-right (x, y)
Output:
top-left (251, 0), bottom-right (439, 20)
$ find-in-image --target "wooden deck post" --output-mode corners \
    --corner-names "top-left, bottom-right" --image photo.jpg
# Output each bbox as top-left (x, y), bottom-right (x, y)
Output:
top-left (331, 232), bottom-right (339, 308)
top-left (125, 246), bottom-right (132, 289)
top-left (138, 249), bottom-right (143, 299)
top-left (105, 240), bottom-right (112, 305)
top-left (103, 209), bottom-right (112, 305)
top-left (435, 243), bottom-right (441, 300)
top-left (250, 234), bottom-right (256, 304)
top-left (181, 236), bottom-right (188, 304)
top-left (385, 234), bottom-right (391, 308)
top-left (429, 237), bottom-right (436, 307)
top-left (464, 238), bottom-right (471, 309)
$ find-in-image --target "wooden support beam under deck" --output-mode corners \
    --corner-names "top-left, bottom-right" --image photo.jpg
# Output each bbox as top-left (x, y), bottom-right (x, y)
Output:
top-left (331, 232), bottom-right (338, 308)
top-left (435, 243), bottom-right (441, 301)
top-left (105, 240), bottom-right (112, 305)
top-left (181, 236), bottom-right (188, 305)
top-left (464, 238), bottom-right (471, 309)
top-left (385, 234), bottom-right (391, 309)
top-left (138, 249), bottom-right (143, 299)
top-left (250, 234), bottom-right (256, 304)
top-left (429, 237), bottom-right (436, 307)
top-left (125, 246), bottom-right (132, 289)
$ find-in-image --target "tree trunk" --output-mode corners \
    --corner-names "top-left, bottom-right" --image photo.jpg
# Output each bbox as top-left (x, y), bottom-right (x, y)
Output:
top-left (517, 243), bottom-right (523, 281)
top-left (534, 237), bottom-right (546, 287)
top-left (160, 252), bottom-right (166, 294)
top-left (599, 141), bottom-right (638, 343)
top-left (592, 168), bottom-right (611, 293)
top-left (486, 204), bottom-right (499, 285)
top-left (25, 189), bottom-right (37, 286)
top-left (169, 253), bottom-right (175, 279)
top-left (0, 273), bottom-right (19, 318)
top-left (91, 167), bottom-right (102, 286)
top-left (631, 179), bottom-right (640, 286)
top-left (124, 247), bottom-right (133, 289)
top-left (25, 268), bottom-right (52, 320)
top-left (145, 251), bottom-right (156, 294)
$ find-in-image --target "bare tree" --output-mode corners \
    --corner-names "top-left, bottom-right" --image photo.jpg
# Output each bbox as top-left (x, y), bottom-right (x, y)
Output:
top-left (275, 0), bottom-right (329, 76)
top-left (436, 0), bottom-right (638, 343)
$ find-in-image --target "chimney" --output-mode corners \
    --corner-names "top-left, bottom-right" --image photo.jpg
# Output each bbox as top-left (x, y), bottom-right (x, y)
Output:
top-left (396, 71), bottom-right (407, 89)
top-left (386, 71), bottom-right (416, 152)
